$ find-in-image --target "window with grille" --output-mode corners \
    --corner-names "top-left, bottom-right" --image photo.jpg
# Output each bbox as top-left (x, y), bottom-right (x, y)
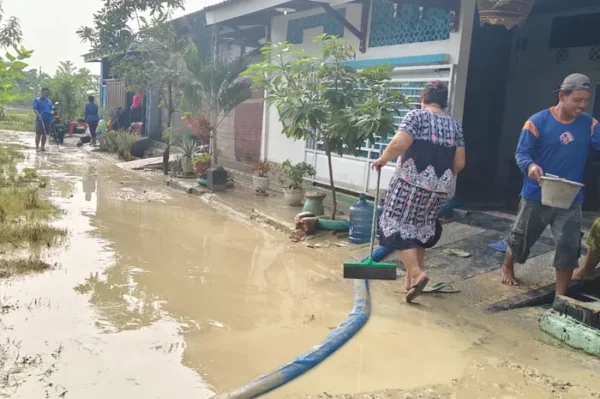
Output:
top-left (308, 79), bottom-right (449, 163)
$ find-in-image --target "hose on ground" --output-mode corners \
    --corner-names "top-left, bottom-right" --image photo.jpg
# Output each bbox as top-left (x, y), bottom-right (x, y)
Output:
top-left (211, 246), bottom-right (394, 399)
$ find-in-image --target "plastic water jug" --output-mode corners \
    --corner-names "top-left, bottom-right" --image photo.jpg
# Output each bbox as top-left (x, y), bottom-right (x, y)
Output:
top-left (349, 193), bottom-right (374, 244)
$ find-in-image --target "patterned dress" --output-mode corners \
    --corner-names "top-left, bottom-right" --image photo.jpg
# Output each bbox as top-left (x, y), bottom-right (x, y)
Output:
top-left (379, 108), bottom-right (465, 250)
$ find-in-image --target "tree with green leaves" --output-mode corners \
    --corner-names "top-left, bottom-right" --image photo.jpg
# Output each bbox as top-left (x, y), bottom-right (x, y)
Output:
top-left (50, 61), bottom-right (99, 123)
top-left (244, 35), bottom-right (407, 219)
top-left (79, 0), bottom-right (186, 174)
top-left (0, 0), bottom-right (32, 117)
top-left (77, 0), bottom-right (185, 54)
top-left (111, 20), bottom-right (191, 173)
top-left (15, 69), bottom-right (52, 104)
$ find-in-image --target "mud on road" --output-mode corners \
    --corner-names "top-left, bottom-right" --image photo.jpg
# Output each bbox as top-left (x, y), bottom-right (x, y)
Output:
top-left (0, 131), bottom-right (599, 399)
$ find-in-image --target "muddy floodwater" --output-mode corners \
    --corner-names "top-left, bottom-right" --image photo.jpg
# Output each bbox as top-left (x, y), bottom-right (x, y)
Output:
top-left (1, 132), bottom-right (600, 399)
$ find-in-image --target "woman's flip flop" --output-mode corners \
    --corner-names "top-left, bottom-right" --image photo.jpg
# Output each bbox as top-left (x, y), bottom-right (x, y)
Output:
top-left (423, 282), bottom-right (459, 294)
top-left (405, 273), bottom-right (429, 303)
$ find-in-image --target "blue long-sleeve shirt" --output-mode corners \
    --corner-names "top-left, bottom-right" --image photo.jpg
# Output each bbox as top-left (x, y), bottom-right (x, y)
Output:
top-left (84, 102), bottom-right (100, 123)
top-left (33, 96), bottom-right (52, 122)
top-left (515, 107), bottom-right (600, 203)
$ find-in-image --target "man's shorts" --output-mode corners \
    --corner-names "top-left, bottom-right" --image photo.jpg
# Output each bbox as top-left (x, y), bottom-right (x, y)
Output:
top-left (508, 198), bottom-right (582, 270)
top-left (36, 120), bottom-right (49, 136)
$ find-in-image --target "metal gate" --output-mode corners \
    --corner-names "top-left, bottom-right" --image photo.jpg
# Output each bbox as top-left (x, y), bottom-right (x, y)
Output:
top-left (304, 64), bottom-right (455, 194)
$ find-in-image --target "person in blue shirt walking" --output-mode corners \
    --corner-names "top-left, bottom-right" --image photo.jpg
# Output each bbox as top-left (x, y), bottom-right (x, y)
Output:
top-left (84, 95), bottom-right (100, 146)
top-left (501, 74), bottom-right (600, 297)
top-left (32, 88), bottom-right (52, 152)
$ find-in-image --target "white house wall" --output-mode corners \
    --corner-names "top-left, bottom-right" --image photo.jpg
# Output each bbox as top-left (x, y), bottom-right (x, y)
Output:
top-left (262, 0), bottom-right (476, 194)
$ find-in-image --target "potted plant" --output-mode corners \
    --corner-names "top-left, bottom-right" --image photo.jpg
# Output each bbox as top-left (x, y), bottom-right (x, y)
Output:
top-left (252, 161), bottom-right (270, 194)
top-left (279, 160), bottom-right (316, 206)
top-left (193, 153), bottom-right (211, 176)
top-left (193, 153), bottom-right (212, 186)
top-left (180, 137), bottom-right (198, 175)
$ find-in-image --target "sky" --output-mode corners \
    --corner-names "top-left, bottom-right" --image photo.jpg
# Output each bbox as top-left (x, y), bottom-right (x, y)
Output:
top-left (3, 0), bottom-right (218, 77)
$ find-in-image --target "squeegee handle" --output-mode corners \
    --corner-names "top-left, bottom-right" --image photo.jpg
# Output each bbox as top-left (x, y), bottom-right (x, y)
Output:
top-left (369, 170), bottom-right (382, 258)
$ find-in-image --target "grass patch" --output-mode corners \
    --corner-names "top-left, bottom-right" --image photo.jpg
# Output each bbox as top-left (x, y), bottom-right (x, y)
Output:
top-left (0, 186), bottom-right (57, 221)
top-left (0, 222), bottom-right (66, 247)
top-left (0, 110), bottom-right (35, 132)
top-left (0, 257), bottom-right (53, 278)
top-left (0, 121), bottom-right (34, 132)
top-left (0, 145), bottom-right (66, 279)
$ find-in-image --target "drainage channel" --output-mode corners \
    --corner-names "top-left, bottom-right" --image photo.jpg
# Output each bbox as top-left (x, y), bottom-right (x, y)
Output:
top-left (487, 277), bottom-right (600, 313)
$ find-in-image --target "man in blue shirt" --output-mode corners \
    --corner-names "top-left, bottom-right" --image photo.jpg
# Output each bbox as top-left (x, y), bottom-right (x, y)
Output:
top-left (32, 88), bottom-right (52, 152)
top-left (502, 74), bottom-right (600, 297)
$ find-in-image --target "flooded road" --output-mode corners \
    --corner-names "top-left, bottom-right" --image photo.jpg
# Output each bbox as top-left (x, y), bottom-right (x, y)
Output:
top-left (1, 132), bottom-right (600, 398)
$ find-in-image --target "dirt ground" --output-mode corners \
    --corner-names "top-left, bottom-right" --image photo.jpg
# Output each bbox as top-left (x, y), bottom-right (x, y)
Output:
top-left (1, 131), bottom-right (600, 399)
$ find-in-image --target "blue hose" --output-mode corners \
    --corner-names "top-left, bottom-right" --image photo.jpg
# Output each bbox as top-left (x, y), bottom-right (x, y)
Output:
top-left (210, 246), bottom-right (394, 399)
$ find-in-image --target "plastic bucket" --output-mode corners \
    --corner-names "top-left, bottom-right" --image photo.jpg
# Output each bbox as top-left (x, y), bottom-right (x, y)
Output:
top-left (540, 175), bottom-right (584, 209)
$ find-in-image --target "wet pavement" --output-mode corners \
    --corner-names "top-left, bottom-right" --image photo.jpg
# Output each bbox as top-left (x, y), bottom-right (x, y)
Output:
top-left (1, 132), bottom-right (600, 399)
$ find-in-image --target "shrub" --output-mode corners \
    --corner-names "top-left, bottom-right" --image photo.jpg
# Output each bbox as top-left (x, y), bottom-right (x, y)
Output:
top-left (98, 130), bottom-right (136, 161)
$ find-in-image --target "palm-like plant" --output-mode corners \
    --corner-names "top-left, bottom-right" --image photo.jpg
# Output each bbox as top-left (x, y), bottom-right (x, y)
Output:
top-left (183, 41), bottom-right (252, 167)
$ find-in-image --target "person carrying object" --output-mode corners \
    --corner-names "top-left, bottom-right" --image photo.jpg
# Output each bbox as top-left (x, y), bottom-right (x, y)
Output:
top-left (32, 87), bottom-right (52, 152)
top-left (500, 73), bottom-right (600, 297)
top-left (371, 81), bottom-right (467, 303)
top-left (85, 95), bottom-right (100, 146)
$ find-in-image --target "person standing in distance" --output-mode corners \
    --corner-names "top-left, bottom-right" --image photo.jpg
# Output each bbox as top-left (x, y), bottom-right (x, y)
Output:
top-left (501, 73), bottom-right (600, 297)
top-left (32, 88), bottom-right (52, 152)
top-left (85, 95), bottom-right (100, 146)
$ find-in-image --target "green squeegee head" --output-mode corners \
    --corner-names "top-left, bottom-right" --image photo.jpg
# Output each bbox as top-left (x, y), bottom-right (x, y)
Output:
top-left (343, 258), bottom-right (397, 280)
top-left (342, 170), bottom-right (398, 281)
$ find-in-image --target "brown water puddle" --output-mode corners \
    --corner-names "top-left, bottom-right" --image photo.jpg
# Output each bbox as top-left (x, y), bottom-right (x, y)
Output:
top-left (1, 132), bottom-right (599, 399)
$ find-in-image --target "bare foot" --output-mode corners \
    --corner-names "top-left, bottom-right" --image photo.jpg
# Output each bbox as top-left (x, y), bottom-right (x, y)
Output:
top-left (572, 268), bottom-right (595, 281)
top-left (404, 275), bottom-right (411, 292)
top-left (501, 264), bottom-right (519, 286)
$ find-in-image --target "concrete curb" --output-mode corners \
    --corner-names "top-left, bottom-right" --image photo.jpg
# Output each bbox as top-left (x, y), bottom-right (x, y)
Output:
top-left (199, 193), bottom-right (253, 225)
top-left (539, 310), bottom-right (600, 357)
top-left (166, 177), bottom-right (295, 234)
top-left (250, 210), bottom-right (295, 235)
top-left (166, 178), bottom-right (194, 194)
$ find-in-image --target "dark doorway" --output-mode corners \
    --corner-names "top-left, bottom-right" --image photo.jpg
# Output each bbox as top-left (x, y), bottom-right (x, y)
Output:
top-left (457, 19), bottom-right (514, 206)
top-left (583, 84), bottom-right (600, 211)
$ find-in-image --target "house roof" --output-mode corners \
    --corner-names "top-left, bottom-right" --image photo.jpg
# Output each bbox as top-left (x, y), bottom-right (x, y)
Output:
top-left (83, 51), bottom-right (102, 63)
top-left (204, 0), bottom-right (241, 12)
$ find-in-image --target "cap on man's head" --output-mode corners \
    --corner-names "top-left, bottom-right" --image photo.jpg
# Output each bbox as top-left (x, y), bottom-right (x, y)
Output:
top-left (558, 73), bottom-right (592, 92)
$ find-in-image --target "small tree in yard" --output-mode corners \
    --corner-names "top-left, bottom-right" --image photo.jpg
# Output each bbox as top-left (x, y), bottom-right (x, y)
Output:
top-left (111, 21), bottom-right (189, 174)
top-left (183, 41), bottom-right (252, 168)
top-left (78, 0), bottom-right (186, 174)
top-left (50, 61), bottom-right (99, 123)
top-left (244, 35), bottom-right (407, 219)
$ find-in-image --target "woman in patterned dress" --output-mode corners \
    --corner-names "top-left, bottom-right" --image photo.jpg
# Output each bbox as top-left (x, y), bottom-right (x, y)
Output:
top-left (372, 81), bottom-right (466, 303)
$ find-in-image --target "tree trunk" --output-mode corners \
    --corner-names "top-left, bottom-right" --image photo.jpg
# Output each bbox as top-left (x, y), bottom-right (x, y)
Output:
top-left (210, 113), bottom-right (218, 167)
top-left (162, 82), bottom-right (174, 175)
top-left (326, 146), bottom-right (337, 220)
